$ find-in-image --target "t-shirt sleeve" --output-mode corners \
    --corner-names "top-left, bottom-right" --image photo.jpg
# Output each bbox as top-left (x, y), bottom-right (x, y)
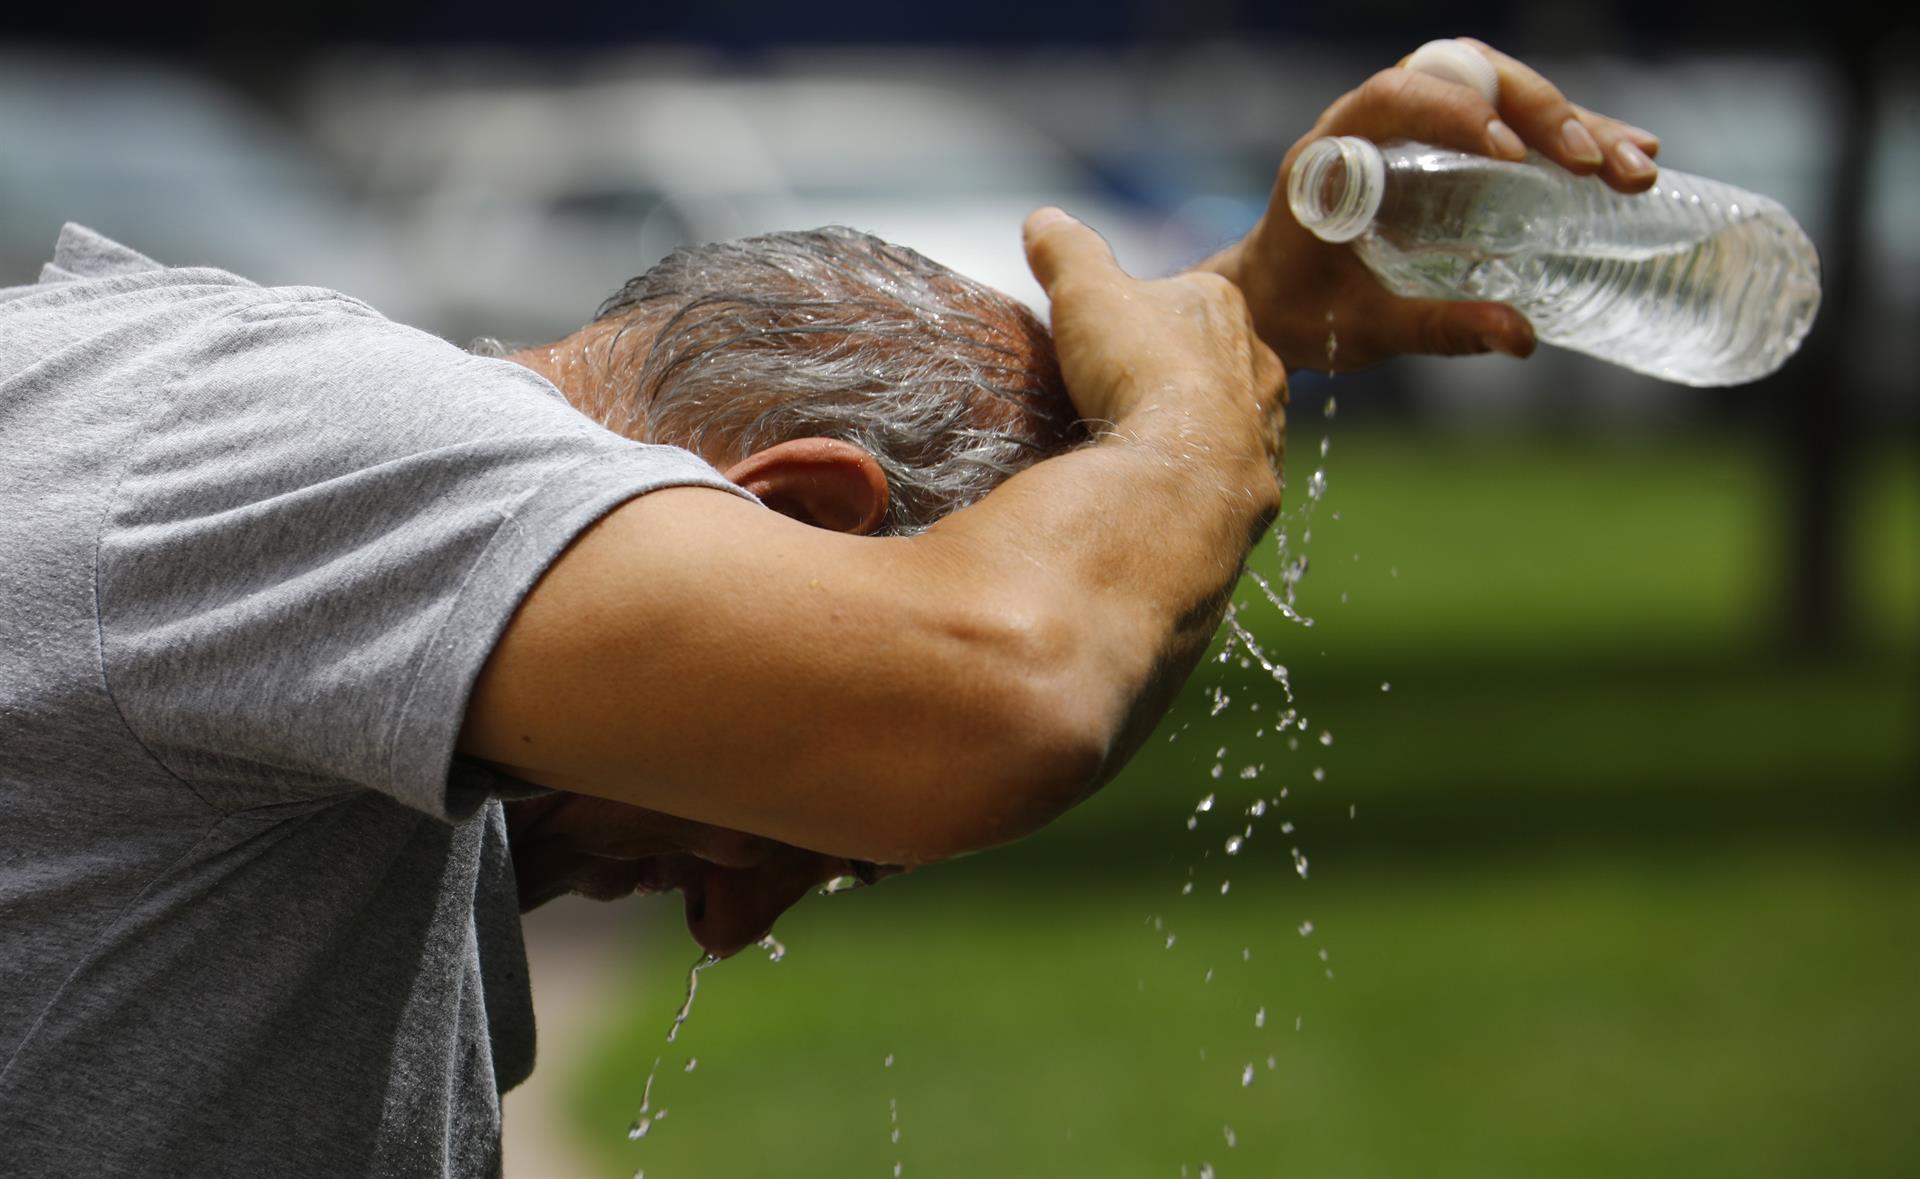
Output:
top-left (96, 294), bottom-right (757, 820)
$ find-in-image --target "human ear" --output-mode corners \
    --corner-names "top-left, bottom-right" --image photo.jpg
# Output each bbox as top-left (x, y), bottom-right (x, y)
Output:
top-left (721, 437), bottom-right (890, 535)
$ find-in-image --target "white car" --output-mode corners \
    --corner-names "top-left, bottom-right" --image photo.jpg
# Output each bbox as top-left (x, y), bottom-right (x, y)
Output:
top-left (311, 74), bottom-right (1186, 345)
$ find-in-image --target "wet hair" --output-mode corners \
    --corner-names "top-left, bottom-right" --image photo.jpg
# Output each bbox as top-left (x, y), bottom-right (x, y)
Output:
top-left (591, 227), bottom-right (1084, 535)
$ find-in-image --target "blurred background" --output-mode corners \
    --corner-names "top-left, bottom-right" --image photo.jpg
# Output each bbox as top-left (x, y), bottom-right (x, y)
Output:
top-left (7, 2), bottom-right (1913, 1175)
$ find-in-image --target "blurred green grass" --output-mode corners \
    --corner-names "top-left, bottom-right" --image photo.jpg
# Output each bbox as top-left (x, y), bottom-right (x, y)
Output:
top-left (563, 429), bottom-right (1917, 1177)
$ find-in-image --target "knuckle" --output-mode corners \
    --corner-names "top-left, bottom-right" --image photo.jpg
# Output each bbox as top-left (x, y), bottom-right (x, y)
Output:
top-left (1359, 67), bottom-right (1416, 110)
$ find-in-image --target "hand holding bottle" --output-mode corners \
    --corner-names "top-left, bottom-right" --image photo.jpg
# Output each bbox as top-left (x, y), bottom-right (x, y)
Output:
top-left (1205, 37), bottom-right (1665, 373)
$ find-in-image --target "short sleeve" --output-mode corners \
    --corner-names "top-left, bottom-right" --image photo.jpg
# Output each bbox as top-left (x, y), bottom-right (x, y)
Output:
top-left (96, 294), bottom-right (756, 819)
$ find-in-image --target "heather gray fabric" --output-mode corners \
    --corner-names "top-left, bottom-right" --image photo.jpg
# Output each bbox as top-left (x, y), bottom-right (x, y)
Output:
top-left (0, 225), bottom-right (755, 1176)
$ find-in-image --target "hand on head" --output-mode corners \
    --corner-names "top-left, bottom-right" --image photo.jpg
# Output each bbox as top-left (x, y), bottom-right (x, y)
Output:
top-left (1021, 206), bottom-right (1288, 476)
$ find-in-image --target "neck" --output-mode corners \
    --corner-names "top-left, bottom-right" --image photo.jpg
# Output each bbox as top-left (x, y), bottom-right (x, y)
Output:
top-left (505, 324), bottom-right (625, 429)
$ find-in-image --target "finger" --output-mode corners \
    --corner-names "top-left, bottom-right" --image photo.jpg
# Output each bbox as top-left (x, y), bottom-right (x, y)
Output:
top-left (1577, 107), bottom-right (1660, 157)
top-left (1569, 105), bottom-right (1660, 192)
top-left (1322, 67), bottom-right (1522, 165)
top-left (1022, 207), bottom-right (1123, 297)
top-left (684, 852), bottom-right (843, 959)
top-left (1398, 298), bottom-right (1537, 359)
top-left (1457, 38), bottom-right (1622, 179)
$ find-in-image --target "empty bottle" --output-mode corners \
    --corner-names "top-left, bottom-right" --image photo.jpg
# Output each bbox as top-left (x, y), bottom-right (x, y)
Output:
top-left (1287, 136), bottom-right (1821, 385)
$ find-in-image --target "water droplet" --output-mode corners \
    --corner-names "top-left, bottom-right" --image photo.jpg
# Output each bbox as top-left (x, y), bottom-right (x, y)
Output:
top-left (1350, 803), bottom-right (1357, 819)
top-left (1238, 765), bottom-right (1259, 779)
top-left (1241, 947), bottom-right (1251, 961)
top-left (1324, 394), bottom-right (1338, 419)
top-left (628, 1117), bottom-right (653, 1140)
top-left (1204, 968), bottom-right (1215, 983)
top-left (1225, 1124), bottom-right (1239, 1147)
top-left (1267, 1054), bottom-right (1278, 1069)
top-left (884, 1054), bottom-right (894, 1069)
top-left (1165, 934), bottom-right (1177, 949)
top-left (1224, 835), bottom-right (1244, 856)
top-left (1380, 682), bottom-right (1391, 693)
top-left (1318, 948), bottom-right (1330, 962)
top-left (1306, 469), bottom-right (1327, 500)
top-left (1319, 435), bottom-right (1330, 459)
top-left (1186, 816), bottom-right (1199, 831)
top-left (1295, 1016), bottom-right (1303, 1032)
top-left (1219, 880), bottom-right (1231, 895)
top-left (1255, 1007), bottom-right (1267, 1028)
top-left (1288, 737), bottom-right (1299, 751)
top-left (683, 1058), bottom-right (697, 1072)
top-left (1291, 848), bottom-right (1310, 879)
top-left (1200, 1165), bottom-right (1216, 1179)
top-left (1247, 799), bottom-right (1267, 817)
top-left (1254, 728), bottom-right (1265, 738)
top-left (757, 934), bottom-right (787, 962)
top-left (1297, 920), bottom-right (1314, 936)
top-left (1312, 767), bottom-right (1325, 782)
top-left (1280, 821), bottom-right (1294, 834)
top-left (1209, 762), bottom-right (1224, 779)
top-left (1196, 792), bottom-right (1216, 812)
top-left (1318, 730), bottom-right (1334, 747)
top-left (1181, 881), bottom-right (1194, 895)
top-left (1241, 1062), bottom-right (1255, 1088)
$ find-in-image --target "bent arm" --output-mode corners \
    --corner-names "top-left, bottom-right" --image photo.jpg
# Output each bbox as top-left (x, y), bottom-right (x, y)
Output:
top-left (461, 211), bottom-right (1284, 867)
top-left (458, 417), bottom-right (1277, 867)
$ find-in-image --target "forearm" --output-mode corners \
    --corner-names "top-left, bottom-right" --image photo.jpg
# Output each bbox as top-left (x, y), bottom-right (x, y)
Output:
top-left (917, 397), bottom-right (1281, 794)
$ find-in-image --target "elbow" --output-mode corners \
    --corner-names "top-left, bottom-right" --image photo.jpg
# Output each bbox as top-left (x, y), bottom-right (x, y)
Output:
top-left (876, 601), bottom-right (1119, 866)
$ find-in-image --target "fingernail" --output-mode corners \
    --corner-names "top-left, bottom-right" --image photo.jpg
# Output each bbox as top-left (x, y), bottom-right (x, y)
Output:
top-left (1486, 119), bottom-right (1525, 160)
top-left (1614, 141), bottom-right (1656, 177)
top-left (1560, 118), bottom-right (1603, 165)
top-left (1028, 206), bottom-right (1073, 231)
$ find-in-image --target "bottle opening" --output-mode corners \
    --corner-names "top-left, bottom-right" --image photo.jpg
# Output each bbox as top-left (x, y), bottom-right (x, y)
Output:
top-left (1288, 136), bottom-right (1385, 244)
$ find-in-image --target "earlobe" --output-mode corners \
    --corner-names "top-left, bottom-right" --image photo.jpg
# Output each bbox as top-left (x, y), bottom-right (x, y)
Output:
top-left (722, 438), bottom-right (890, 535)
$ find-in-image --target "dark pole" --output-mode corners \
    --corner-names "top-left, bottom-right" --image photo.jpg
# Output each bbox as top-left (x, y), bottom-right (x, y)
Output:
top-left (1779, 30), bottom-right (1876, 654)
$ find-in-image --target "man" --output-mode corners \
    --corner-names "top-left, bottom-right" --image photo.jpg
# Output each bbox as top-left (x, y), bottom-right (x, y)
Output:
top-left (0, 40), bottom-right (1658, 1175)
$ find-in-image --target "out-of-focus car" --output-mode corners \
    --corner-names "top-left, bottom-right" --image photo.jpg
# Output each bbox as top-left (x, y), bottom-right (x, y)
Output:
top-left (0, 54), bottom-right (432, 330)
top-left (307, 75), bottom-right (1189, 345)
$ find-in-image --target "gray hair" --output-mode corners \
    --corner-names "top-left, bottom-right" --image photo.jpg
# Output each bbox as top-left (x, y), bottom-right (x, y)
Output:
top-left (593, 227), bottom-right (1083, 535)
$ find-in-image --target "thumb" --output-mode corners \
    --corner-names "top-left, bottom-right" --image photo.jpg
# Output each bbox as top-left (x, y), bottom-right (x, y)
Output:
top-left (1406, 299), bottom-right (1536, 358)
top-left (1022, 206), bottom-right (1121, 296)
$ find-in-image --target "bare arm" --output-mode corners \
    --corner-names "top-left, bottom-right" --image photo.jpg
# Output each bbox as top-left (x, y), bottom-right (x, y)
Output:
top-left (458, 210), bottom-right (1285, 867)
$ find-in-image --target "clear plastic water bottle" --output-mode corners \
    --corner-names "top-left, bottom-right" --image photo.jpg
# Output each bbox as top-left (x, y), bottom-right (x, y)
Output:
top-left (1286, 136), bottom-right (1822, 385)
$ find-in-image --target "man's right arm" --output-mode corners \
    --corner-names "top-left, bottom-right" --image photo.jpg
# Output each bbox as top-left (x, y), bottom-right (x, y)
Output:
top-left (457, 210), bottom-right (1286, 867)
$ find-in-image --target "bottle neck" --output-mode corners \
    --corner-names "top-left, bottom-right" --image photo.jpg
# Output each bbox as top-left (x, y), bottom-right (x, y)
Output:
top-left (1287, 136), bottom-right (1386, 243)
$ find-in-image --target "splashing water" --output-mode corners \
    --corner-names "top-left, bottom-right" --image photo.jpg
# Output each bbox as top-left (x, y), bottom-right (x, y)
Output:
top-left (1224, 835), bottom-right (1245, 856)
top-left (1255, 1007), bottom-right (1267, 1028)
top-left (757, 934), bottom-right (787, 963)
top-left (666, 954), bottom-right (718, 1044)
top-left (1196, 792), bottom-right (1216, 812)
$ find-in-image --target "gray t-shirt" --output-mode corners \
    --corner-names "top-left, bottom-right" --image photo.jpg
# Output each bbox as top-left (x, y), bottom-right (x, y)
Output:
top-left (0, 225), bottom-right (753, 1175)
